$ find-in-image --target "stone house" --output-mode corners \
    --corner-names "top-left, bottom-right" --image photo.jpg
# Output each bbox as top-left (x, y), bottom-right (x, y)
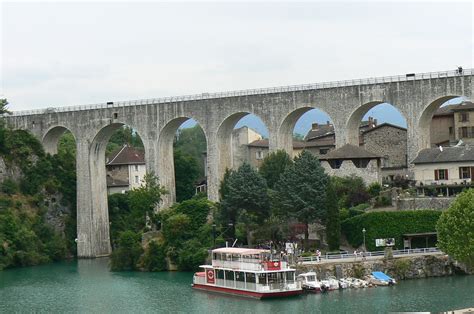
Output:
top-left (231, 126), bottom-right (264, 169)
top-left (247, 139), bottom-right (306, 169)
top-left (360, 123), bottom-right (408, 182)
top-left (106, 145), bottom-right (146, 194)
top-left (412, 145), bottom-right (474, 189)
top-left (319, 144), bottom-right (382, 184)
top-left (430, 101), bottom-right (474, 146)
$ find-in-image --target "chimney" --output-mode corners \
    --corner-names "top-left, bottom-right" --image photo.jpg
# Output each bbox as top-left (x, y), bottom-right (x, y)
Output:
top-left (327, 121), bottom-right (330, 126)
top-left (374, 119), bottom-right (378, 126)
top-left (312, 123), bottom-right (319, 130)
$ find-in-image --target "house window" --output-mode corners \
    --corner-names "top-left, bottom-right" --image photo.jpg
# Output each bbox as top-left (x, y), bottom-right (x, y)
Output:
top-left (113, 112), bottom-right (118, 119)
top-left (256, 151), bottom-right (264, 160)
top-left (328, 159), bottom-right (343, 169)
top-left (319, 149), bottom-right (329, 155)
top-left (459, 167), bottom-right (471, 179)
top-left (459, 112), bottom-right (469, 122)
top-left (135, 176), bottom-right (139, 184)
top-left (434, 169), bottom-right (448, 181)
top-left (134, 165), bottom-right (139, 171)
top-left (459, 127), bottom-right (469, 138)
top-left (382, 155), bottom-right (390, 168)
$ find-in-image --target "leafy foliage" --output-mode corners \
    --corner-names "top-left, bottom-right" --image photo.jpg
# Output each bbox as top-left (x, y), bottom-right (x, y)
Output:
top-left (110, 230), bottom-right (143, 271)
top-left (174, 125), bottom-right (207, 177)
top-left (258, 150), bottom-right (293, 189)
top-left (174, 150), bottom-right (200, 202)
top-left (342, 210), bottom-right (441, 251)
top-left (325, 180), bottom-right (340, 251)
top-left (219, 163), bottom-right (270, 244)
top-left (141, 240), bottom-right (167, 272)
top-left (0, 98), bottom-right (11, 115)
top-left (274, 150), bottom-right (328, 248)
top-left (106, 126), bottom-right (144, 155)
top-left (332, 175), bottom-right (370, 208)
top-left (437, 189), bottom-right (474, 268)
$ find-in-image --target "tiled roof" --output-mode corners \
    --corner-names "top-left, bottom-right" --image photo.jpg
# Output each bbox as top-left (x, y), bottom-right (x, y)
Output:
top-left (107, 145), bottom-right (145, 165)
top-left (362, 123), bottom-right (407, 134)
top-left (304, 124), bottom-right (334, 141)
top-left (319, 144), bottom-right (381, 160)
top-left (413, 145), bottom-right (474, 164)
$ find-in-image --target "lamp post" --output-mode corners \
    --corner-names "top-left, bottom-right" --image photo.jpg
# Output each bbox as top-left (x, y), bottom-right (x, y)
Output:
top-left (362, 228), bottom-right (366, 251)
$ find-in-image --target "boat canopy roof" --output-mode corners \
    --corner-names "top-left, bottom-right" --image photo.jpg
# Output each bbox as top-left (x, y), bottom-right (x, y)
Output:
top-left (372, 271), bottom-right (393, 281)
top-left (297, 272), bottom-right (317, 277)
top-left (212, 247), bottom-right (270, 255)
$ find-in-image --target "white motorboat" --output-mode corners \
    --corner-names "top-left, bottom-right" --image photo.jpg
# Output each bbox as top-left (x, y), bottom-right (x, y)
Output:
top-left (297, 272), bottom-right (322, 293)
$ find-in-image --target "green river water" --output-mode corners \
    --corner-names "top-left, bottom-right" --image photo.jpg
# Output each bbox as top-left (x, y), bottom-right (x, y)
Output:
top-left (1, 258), bottom-right (473, 313)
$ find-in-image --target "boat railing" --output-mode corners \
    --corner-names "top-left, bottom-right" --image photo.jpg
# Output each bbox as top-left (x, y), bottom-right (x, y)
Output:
top-left (300, 247), bottom-right (442, 263)
top-left (212, 260), bottom-right (264, 271)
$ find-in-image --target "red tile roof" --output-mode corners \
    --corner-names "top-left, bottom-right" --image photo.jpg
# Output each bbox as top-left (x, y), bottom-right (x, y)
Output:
top-left (106, 145), bottom-right (145, 165)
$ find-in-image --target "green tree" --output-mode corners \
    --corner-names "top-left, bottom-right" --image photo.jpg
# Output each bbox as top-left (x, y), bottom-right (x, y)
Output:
top-left (275, 150), bottom-right (328, 249)
top-left (332, 175), bottom-right (370, 208)
top-left (110, 230), bottom-right (143, 271)
top-left (293, 133), bottom-right (305, 141)
top-left (174, 150), bottom-right (200, 202)
top-left (325, 179), bottom-right (340, 251)
top-left (220, 163), bottom-right (270, 245)
top-left (0, 98), bottom-right (11, 115)
top-left (106, 126), bottom-right (144, 154)
top-left (437, 189), bottom-right (474, 268)
top-left (174, 125), bottom-right (207, 177)
top-left (141, 240), bottom-right (167, 271)
top-left (128, 172), bottom-right (167, 222)
top-left (259, 150), bottom-right (293, 189)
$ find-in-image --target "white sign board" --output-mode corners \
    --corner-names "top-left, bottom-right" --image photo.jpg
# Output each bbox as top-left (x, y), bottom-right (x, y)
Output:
top-left (375, 238), bottom-right (395, 247)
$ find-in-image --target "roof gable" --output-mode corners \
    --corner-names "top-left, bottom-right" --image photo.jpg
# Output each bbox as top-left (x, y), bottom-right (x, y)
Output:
top-left (107, 145), bottom-right (145, 165)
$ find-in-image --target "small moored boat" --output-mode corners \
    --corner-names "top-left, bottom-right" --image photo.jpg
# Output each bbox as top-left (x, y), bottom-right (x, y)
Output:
top-left (192, 247), bottom-right (303, 299)
top-left (297, 272), bottom-right (322, 293)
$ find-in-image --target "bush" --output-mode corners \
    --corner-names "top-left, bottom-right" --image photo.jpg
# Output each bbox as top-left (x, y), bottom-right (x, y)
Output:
top-left (367, 182), bottom-right (382, 198)
top-left (177, 239), bottom-right (209, 271)
top-left (110, 230), bottom-right (143, 271)
top-left (1, 179), bottom-right (18, 195)
top-left (341, 210), bottom-right (442, 251)
top-left (141, 240), bottom-right (167, 272)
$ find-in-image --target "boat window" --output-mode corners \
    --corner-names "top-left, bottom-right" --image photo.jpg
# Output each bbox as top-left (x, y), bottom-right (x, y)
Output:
top-left (216, 269), bottom-right (224, 280)
top-left (257, 273), bottom-right (267, 284)
top-left (232, 254), bottom-right (240, 261)
top-left (267, 272), bottom-right (283, 284)
top-left (235, 272), bottom-right (245, 282)
top-left (245, 273), bottom-right (255, 283)
top-left (224, 270), bottom-right (234, 281)
top-left (308, 275), bottom-right (315, 281)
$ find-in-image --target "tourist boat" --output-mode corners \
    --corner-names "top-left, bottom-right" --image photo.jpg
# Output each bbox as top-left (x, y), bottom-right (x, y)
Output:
top-left (192, 247), bottom-right (303, 299)
top-left (297, 271), bottom-right (322, 293)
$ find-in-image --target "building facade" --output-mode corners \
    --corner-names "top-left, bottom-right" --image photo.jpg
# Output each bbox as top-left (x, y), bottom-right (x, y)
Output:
top-left (106, 145), bottom-right (146, 194)
top-left (430, 101), bottom-right (474, 146)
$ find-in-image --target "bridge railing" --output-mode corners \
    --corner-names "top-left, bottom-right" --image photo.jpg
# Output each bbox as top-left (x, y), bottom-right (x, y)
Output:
top-left (300, 247), bottom-right (442, 263)
top-left (7, 68), bottom-right (473, 117)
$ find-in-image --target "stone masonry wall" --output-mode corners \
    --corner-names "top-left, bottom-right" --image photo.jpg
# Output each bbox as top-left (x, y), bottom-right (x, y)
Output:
top-left (395, 197), bottom-right (454, 210)
top-left (298, 255), bottom-right (458, 281)
top-left (362, 125), bottom-right (407, 169)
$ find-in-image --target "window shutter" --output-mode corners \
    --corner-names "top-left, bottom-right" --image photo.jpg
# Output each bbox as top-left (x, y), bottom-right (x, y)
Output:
top-left (445, 170), bottom-right (448, 180)
top-left (459, 167), bottom-right (462, 179)
top-left (434, 170), bottom-right (439, 180)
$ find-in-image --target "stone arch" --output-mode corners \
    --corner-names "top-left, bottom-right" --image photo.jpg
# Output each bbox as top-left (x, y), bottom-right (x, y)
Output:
top-left (158, 117), bottom-right (208, 205)
top-left (346, 101), bottom-right (407, 145)
top-left (42, 125), bottom-right (75, 154)
top-left (87, 122), bottom-right (147, 256)
top-left (278, 106), bottom-right (335, 156)
top-left (418, 96), bottom-right (461, 149)
top-left (216, 111), bottom-right (269, 180)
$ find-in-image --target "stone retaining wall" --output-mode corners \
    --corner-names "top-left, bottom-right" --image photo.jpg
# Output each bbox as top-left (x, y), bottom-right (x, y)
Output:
top-left (395, 197), bottom-right (454, 210)
top-left (298, 254), bottom-right (460, 281)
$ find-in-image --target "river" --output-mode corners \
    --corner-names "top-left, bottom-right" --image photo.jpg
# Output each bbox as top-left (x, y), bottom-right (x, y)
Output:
top-left (1, 259), bottom-right (472, 313)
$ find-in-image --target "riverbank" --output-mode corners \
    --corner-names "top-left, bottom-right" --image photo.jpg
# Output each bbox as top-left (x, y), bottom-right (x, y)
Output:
top-left (297, 253), bottom-right (465, 281)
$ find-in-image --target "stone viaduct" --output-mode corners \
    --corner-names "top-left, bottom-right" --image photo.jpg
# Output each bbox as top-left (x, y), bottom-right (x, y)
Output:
top-left (4, 69), bottom-right (473, 258)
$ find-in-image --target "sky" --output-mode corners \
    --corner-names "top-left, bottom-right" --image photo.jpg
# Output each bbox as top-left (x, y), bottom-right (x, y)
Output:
top-left (1, 1), bottom-right (473, 136)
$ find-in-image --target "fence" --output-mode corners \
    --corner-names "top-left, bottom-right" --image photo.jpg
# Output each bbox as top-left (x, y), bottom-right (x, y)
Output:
top-left (300, 247), bottom-right (441, 263)
top-left (7, 68), bottom-right (473, 117)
